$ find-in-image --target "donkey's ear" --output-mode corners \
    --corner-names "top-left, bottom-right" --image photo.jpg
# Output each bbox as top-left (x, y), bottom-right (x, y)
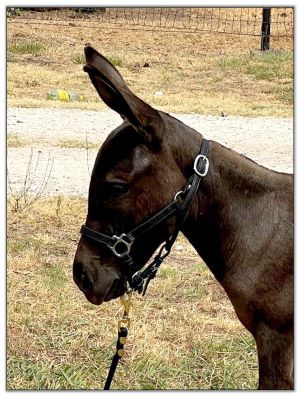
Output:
top-left (84, 46), bottom-right (163, 142)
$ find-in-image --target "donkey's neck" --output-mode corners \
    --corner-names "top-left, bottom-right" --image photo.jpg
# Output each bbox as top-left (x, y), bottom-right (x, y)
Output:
top-left (171, 121), bottom-right (280, 282)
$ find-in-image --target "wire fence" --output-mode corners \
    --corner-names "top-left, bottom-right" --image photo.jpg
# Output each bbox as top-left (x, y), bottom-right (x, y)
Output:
top-left (8, 7), bottom-right (293, 39)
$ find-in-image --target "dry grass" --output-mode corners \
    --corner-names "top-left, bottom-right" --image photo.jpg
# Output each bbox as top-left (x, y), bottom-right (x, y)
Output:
top-left (55, 139), bottom-right (99, 149)
top-left (7, 133), bottom-right (30, 148)
top-left (7, 133), bottom-right (99, 150)
top-left (7, 197), bottom-right (258, 390)
top-left (7, 9), bottom-right (293, 117)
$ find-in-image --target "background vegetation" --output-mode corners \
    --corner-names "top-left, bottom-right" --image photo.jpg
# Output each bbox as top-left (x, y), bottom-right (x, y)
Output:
top-left (7, 8), bottom-right (293, 117)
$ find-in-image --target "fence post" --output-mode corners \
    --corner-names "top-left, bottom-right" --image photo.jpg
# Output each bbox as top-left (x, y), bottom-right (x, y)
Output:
top-left (261, 8), bottom-right (271, 51)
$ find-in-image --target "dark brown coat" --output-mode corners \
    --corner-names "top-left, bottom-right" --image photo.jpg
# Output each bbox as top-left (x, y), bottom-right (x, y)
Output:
top-left (73, 46), bottom-right (293, 390)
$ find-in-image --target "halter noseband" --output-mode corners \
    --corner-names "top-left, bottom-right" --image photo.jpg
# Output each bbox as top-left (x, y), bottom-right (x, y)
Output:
top-left (80, 138), bottom-right (210, 294)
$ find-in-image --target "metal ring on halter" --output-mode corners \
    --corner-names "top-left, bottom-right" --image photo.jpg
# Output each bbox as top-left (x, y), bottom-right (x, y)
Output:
top-left (174, 183), bottom-right (192, 202)
top-left (110, 234), bottom-right (133, 258)
top-left (193, 154), bottom-right (209, 177)
top-left (174, 190), bottom-right (184, 202)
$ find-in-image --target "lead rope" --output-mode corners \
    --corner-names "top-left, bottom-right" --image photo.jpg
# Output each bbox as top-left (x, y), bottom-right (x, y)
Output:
top-left (104, 292), bottom-right (132, 390)
top-left (103, 231), bottom-right (179, 389)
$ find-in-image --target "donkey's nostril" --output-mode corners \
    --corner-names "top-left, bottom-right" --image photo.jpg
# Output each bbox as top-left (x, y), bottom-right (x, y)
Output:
top-left (73, 262), bottom-right (94, 292)
top-left (80, 271), bottom-right (93, 291)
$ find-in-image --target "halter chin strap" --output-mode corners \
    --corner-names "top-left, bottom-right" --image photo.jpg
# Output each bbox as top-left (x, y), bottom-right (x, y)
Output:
top-left (80, 138), bottom-right (210, 294)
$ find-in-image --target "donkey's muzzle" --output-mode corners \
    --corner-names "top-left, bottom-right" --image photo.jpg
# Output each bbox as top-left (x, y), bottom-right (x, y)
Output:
top-left (73, 260), bottom-right (94, 293)
top-left (73, 257), bottom-right (126, 305)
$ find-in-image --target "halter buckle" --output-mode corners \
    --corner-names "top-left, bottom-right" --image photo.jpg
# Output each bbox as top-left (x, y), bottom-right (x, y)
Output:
top-left (111, 234), bottom-right (133, 258)
top-left (194, 154), bottom-right (209, 177)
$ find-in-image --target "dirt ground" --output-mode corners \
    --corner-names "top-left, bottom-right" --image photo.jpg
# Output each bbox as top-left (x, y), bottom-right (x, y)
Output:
top-left (7, 107), bottom-right (293, 198)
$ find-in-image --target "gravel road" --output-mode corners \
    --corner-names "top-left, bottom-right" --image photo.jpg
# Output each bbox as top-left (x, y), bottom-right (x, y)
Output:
top-left (7, 107), bottom-right (293, 197)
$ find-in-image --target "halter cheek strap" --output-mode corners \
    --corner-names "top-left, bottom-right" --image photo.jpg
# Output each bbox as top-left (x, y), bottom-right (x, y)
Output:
top-left (80, 138), bottom-right (210, 294)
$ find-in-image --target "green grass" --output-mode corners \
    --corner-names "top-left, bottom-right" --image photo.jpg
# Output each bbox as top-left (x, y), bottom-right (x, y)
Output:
top-left (107, 54), bottom-right (123, 67)
top-left (7, 332), bottom-right (257, 390)
top-left (188, 334), bottom-right (257, 389)
top-left (9, 40), bottom-right (44, 56)
top-left (9, 240), bottom-right (30, 254)
top-left (37, 263), bottom-right (68, 290)
top-left (218, 51), bottom-right (293, 81)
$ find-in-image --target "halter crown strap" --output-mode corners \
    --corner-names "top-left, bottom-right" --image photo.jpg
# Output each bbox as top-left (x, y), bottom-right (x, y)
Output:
top-left (129, 138), bottom-right (209, 293)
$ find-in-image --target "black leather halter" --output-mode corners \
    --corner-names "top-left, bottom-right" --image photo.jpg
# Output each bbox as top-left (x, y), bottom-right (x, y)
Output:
top-left (80, 139), bottom-right (210, 294)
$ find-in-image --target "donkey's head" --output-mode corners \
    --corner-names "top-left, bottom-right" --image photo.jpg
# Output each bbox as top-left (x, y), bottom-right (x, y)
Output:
top-left (73, 46), bottom-right (196, 305)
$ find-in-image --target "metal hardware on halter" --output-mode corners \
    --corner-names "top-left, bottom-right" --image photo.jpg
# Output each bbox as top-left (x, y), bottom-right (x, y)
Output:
top-left (174, 190), bottom-right (183, 202)
top-left (110, 234), bottom-right (133, 258)
top-left (116, 293), bottom-right (132, 348)
top-left (80, 138), bottom-right (210, 296)
top-left (193, 154), bottom-right (209, 177)
top-left (120, 292), bottom-right (132, 318)
top-left (174, 184), bottom-right (191, 202)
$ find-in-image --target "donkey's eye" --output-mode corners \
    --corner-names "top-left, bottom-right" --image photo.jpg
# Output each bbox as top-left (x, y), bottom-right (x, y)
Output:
top-left (103, 182), bottom-right (129, 199)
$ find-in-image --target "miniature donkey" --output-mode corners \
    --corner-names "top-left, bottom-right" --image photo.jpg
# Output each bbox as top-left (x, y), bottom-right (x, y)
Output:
top-left (73, 46), bottom-right (293, 389)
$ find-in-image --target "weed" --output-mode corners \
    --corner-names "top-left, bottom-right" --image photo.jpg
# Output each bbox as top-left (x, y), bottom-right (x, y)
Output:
top-left (251, 104), bottom-right (267, 111)
top-left (38, 264), bottom-right (67, 290)
top-left (158, 265), bottom-right (178, 279)
top-left (56, 139), bottom-right (98, 149)
top-left (24, 79), bottom-right (41, 87)
top-left (55, 196), bottom-right (63, 221)
top-left (9, 240), bottom-right (29, 254)
top-left (107, 54), bottom-right (123, 67)
top-left (9, 40), bottom-right (44, 56)
top-left (72, 53), bottom-right (86, 65)
top-left (7, 148), bottom-right (54, 212)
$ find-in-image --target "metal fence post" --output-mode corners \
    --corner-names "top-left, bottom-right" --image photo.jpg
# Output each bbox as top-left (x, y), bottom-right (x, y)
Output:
top-left (261, 8), bottom-right (271, 51)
